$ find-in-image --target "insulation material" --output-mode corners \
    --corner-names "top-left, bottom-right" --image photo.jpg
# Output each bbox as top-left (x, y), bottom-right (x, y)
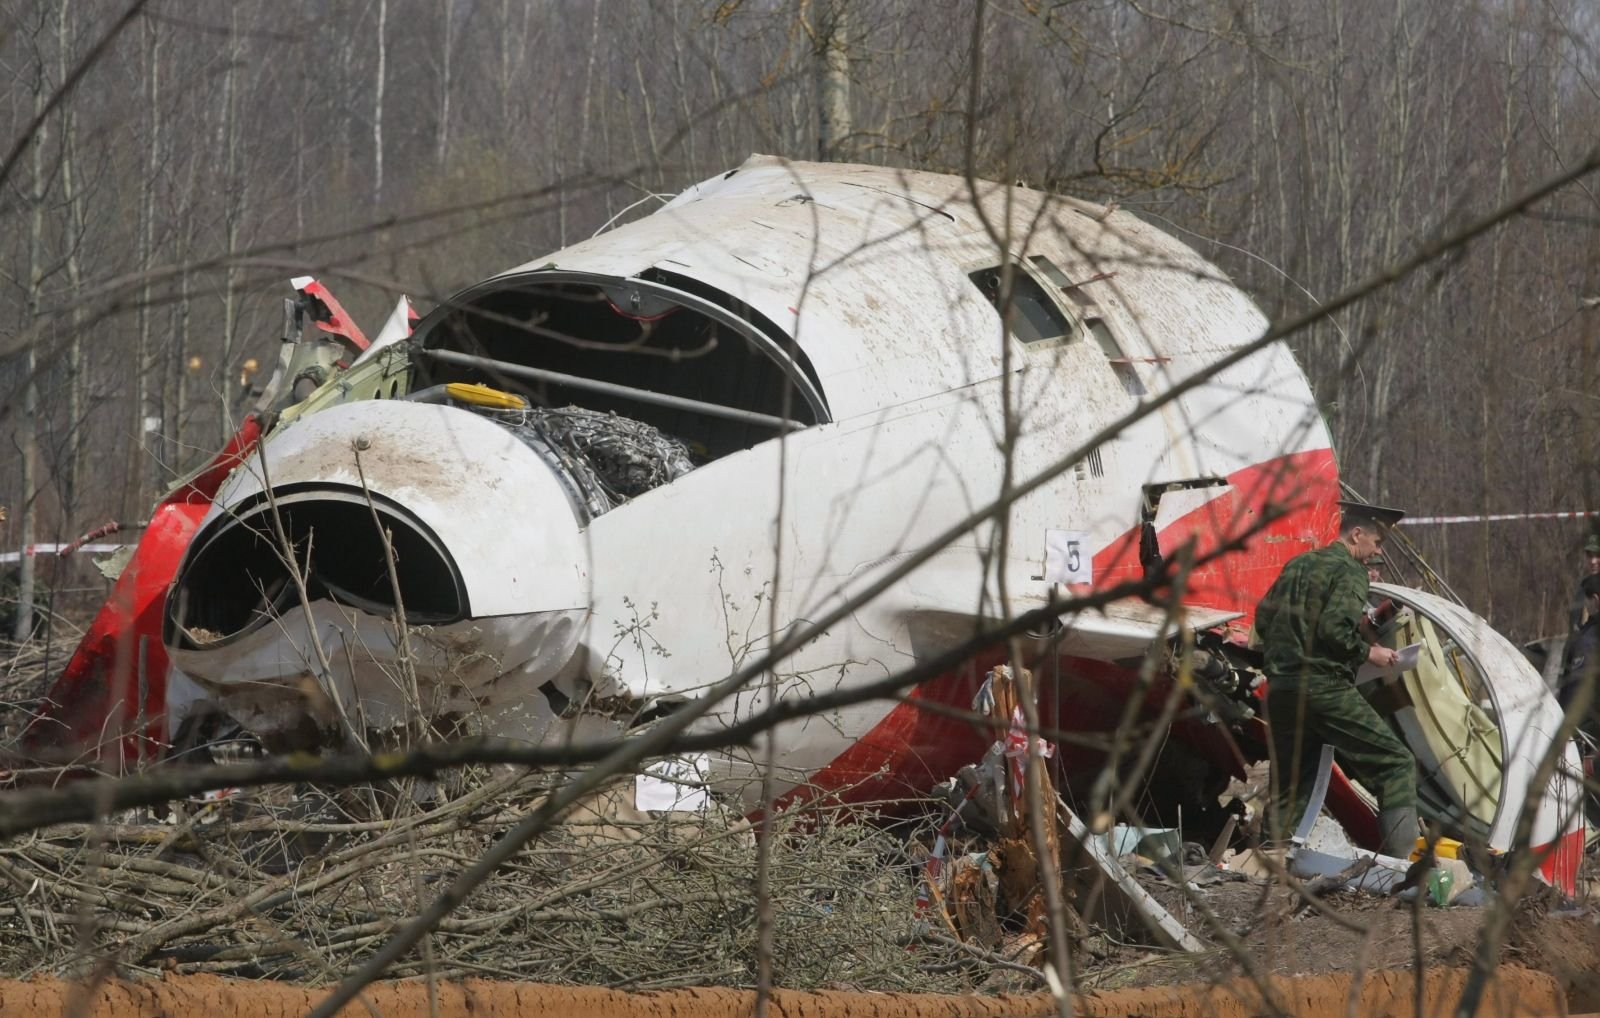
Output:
top-left (496, 406), bottom-right (695, 507)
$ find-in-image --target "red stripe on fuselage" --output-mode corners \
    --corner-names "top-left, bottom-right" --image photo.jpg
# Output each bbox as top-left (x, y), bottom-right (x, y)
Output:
top-left (778, 447), bottom-right (1340, 809)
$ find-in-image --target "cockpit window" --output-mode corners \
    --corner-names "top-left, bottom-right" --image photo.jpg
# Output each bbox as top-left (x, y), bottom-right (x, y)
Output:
top-left (412, 271), bottom-right (828, 463)
top-left (968, 262), bottom-right (1075, 345)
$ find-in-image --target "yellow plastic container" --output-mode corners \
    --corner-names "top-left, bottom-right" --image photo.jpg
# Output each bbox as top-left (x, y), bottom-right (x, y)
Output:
top-left (1411, 836), bottom-right (1463, 861)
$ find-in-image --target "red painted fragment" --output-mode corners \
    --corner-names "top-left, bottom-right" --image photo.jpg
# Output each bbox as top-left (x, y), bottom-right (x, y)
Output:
top-left (298, 278), bottom-right (370, 352)
top-left (20, 416), bottom-right (264, 771)
top-left (1536, 824), bottom-right (1584, 895)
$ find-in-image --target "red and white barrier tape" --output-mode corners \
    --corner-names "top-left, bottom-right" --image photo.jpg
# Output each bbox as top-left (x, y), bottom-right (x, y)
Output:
top-left (1404, 510), bottom-right (1598, 526)
top-left (0, 543), bottom-right (125, 564)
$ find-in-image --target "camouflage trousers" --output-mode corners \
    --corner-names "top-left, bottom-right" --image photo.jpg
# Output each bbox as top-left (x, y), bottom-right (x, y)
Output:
top-left (1265, 674), bottom-right (1417, 839)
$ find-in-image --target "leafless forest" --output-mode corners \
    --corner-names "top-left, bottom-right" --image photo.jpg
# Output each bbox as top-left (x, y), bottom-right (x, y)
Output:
top-left (1, 0), bottom-right (1598, 638)
top-left (3, 4), bottom-right (1600, 1014)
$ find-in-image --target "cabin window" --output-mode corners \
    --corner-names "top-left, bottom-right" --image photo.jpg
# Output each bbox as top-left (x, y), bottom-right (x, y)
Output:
top-left (1029, 253), bottom-right (1105, 310)
top-left (1089, 317), bottom-right (1147, 396)
top-left (1027, 254), bottom-right (1071, 289)
top-left (1087, 318), bottom-right (1121, 360)
top-left (968, 263), bottom-right (1074, 345)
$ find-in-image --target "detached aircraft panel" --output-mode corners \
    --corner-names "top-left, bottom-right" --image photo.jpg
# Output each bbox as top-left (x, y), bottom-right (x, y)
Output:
top-left (1367, 583), bottom-right (1586, 884)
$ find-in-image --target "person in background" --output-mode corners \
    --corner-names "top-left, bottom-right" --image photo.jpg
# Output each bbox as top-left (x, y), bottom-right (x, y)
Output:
top-left (1559, 574), bottom-right (1600, 712)
top-left (1359, 552), bottom-right (1398, 644)
top-left (1569, 535), bottom-right (1600, 632)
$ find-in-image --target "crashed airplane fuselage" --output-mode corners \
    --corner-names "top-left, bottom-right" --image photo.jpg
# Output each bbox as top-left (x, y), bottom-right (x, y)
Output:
top-left (26, 156), bottom-right (1584, 890)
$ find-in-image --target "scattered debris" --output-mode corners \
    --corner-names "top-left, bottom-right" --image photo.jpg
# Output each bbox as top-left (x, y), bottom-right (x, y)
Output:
top-left (924, 665), bottom-right (1202, 961)
top-left (921, 665), bottom-right (1078, 965)
top-left (634, 753), bottom-right (711, 812)
top-left (1289, 847), bottom-right (1474, 907)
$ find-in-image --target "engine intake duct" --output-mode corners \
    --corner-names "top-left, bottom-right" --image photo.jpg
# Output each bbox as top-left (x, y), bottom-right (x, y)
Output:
top-left (167, 487), bottom-right (466, 649)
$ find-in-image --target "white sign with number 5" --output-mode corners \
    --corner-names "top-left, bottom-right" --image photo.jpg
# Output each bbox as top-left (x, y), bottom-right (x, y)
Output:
top-left (1044, 529), bottom-right (1093, 584)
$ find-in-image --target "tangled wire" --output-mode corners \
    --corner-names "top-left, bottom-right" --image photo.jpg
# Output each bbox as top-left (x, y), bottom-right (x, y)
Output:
top-left (499, 406), bottom-right (696, 509)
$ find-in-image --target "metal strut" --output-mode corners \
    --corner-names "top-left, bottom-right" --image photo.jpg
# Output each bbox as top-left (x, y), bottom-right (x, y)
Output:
top-left (417, 347), bottom-right (798, 431)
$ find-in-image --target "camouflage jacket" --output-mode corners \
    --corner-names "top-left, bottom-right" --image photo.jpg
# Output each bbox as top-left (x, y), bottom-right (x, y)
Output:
top-left (1254, 542), bottom-right (1370, 687)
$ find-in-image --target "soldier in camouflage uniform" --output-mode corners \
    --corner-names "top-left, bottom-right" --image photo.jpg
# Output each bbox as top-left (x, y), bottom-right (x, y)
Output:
top-left (1255, 500), bottom-right (1418, 858)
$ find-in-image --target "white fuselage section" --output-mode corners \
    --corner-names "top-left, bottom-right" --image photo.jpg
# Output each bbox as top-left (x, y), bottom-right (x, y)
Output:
top-left (173, 157), bottom-right (1337, 803)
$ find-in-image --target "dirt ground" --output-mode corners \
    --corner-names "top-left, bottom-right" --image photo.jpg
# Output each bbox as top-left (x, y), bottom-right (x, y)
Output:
top-left (0, 966), bottom-right (1569, 1018)
top-left (1072, 865), bottom-right (1600, 1013)
top-left (6, 789), bottom-right (1600, 1011)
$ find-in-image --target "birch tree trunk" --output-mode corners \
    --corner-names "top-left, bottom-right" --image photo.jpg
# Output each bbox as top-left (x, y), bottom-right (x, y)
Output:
top-left (1362, 0), bottom-right (1416, 497)
top-left (57, 1), bottom-right (86, 520)
top-left (219, 8), bottom-right (242, 443)
top-left (436, 0), bottom-right (454, 168)
top-left (166, 138), bottom-right (200, 476)
top-left (815, 0), bottom-right (851, 161)
top-left (1476, 16), bottom-right (1519, 616)
top-left (14, 40), bottom-right (48, 642)
top-left (130, 19), bottom-right (162, 513)
top-left (374, 0), bottom-right (386, 205)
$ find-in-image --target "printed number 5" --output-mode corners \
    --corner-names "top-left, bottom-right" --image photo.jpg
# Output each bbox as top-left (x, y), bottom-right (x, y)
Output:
top-left (1045, 528), bottom-right (1092, 584)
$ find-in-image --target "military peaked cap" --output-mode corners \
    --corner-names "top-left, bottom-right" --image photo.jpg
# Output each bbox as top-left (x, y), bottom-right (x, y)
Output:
top-left (1336, 499), bottom-right (1406, 530)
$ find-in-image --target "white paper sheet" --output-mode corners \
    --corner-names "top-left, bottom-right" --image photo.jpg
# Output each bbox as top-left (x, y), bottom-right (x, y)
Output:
top-left (1356, 641), bottom-right (1423, 685)
top-left (634, 754), bottom-right (710, 812)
